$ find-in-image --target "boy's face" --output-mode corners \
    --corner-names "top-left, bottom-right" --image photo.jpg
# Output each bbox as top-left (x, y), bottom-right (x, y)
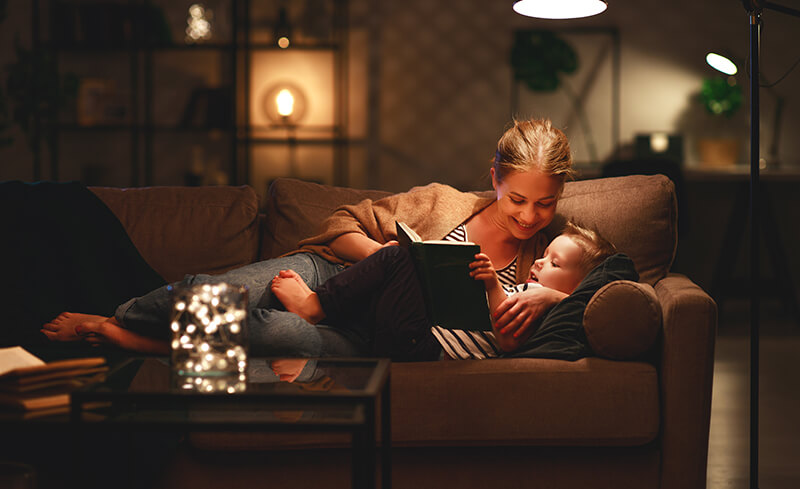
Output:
top-left (528, 235), bottom-right (585, 294)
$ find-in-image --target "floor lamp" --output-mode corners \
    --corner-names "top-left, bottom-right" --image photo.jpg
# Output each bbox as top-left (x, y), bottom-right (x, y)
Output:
top-left (742, 2), bottom-right (800, 488)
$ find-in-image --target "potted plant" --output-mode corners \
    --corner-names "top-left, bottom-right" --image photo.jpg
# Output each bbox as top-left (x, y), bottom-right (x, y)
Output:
top-left (695, 75), bottom-right (744, 167)
top-left (510, 29), bottom-right (598, 162)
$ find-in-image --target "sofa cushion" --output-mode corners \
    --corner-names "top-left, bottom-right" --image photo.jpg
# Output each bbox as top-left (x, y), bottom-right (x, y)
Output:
top-left (584, 280), bottom-right (662, 360)
top-left (548, 174), bottom-right (677, 285)
top-left (91, 186), bottom-right (260, 283)
top-left (189, 357), bottom-right (659, 450)
top-left (391, 357), bottom-right (659, 446)
top-left (262, 178), bottom-right (391, 259)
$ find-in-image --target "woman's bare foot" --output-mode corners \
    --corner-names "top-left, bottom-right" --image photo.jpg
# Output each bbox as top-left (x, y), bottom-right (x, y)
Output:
top-left (42, 312), bottom-right (109, 341)
top-left (42, 313), bottom-right (169, 354)
top-left (78, 318), bottom-right (169, 354)
top-left (270, 269), bottom-right (325, 324)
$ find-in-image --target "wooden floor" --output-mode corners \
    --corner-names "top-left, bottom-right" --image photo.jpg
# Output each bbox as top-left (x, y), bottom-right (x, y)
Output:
top-left (707, 299), bottom-right (800, 489)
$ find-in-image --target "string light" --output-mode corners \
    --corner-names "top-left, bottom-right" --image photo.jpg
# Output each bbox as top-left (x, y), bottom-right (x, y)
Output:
top-left (179, 374), bottom-right (247, 394)
top-left (186, 4), bottom-right (213, 44)
top-left (171, 283), bottom-right (248, 386)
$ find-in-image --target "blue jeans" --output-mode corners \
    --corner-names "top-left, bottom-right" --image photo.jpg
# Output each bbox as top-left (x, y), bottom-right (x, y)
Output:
top-left (114, 253), bottom-right (367, 357)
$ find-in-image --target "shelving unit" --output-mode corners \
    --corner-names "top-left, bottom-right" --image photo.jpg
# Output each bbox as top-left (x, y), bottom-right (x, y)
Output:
top-left (31, 0), bottom-right (349, 189)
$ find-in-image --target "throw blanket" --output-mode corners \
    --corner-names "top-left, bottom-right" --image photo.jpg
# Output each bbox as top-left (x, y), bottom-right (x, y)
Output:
top-left (0, 181), bottom-right (166, 349)
top-left (298, 182), bottom-right (547, 285)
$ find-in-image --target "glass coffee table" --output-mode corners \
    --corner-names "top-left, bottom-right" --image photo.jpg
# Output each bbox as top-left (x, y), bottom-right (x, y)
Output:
top-left (71, 356), bottom-right (391, 489)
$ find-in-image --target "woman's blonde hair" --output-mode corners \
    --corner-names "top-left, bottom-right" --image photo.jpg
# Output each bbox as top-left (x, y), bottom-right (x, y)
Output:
top-left (493, 118), bottom-right (575, 185)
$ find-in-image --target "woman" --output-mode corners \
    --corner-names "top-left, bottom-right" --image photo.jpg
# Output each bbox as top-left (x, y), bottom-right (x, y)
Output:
top-left (42, 118), bottom-right (575, 357)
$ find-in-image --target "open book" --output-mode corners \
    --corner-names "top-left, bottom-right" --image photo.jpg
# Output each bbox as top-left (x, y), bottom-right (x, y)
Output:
top-left (396, 221), bottom-right (491, 331)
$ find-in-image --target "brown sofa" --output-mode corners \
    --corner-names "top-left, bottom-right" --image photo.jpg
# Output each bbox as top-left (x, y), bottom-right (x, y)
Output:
top-left (90, 174), bottom-right (717, 489)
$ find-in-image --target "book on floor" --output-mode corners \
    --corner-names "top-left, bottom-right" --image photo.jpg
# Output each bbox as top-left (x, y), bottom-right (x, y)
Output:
top-left (395, 221), bottom-right (491, 331)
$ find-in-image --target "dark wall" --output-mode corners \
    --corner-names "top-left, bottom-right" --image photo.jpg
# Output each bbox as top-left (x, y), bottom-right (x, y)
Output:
top-left (676, 177), bottom-right (800, 328)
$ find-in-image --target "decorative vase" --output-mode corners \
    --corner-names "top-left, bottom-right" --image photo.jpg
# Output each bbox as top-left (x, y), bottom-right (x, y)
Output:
top-left (698, 138), bottom-right (740, 167)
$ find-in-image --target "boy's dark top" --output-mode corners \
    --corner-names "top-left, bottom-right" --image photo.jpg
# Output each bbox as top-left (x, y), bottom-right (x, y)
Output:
top-left (506, 253), bottom-right (639, 360)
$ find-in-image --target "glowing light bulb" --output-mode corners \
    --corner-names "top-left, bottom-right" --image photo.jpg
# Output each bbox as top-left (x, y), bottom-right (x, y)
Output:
top-left (650, 133), bottom-right (669, 153)
top-left (276, 89), bottom-right (295, 117)
top-left (706, 53), bottom-right (737, 76)
top-left (278, 36), bottom-right (290, 49)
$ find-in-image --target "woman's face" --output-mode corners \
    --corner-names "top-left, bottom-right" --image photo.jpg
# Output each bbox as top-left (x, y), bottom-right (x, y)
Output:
top-left (491, 168), bottom-right (562, 241)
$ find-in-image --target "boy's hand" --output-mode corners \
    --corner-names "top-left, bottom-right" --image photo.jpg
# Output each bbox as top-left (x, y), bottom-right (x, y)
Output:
top-left (469, 253), bottom-right (500, 289)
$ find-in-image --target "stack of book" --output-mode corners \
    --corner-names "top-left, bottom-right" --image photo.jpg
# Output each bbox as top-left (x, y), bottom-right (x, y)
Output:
top-left (0, 346), bottom-right (108, 418)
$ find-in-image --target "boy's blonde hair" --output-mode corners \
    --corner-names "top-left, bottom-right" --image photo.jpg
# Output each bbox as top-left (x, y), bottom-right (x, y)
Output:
top-left (560, 220), bottom-right (617, 275)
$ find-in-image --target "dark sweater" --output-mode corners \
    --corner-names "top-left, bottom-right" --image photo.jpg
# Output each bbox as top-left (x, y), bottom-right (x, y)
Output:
top-left (506, 253), bottom-right (639, 360)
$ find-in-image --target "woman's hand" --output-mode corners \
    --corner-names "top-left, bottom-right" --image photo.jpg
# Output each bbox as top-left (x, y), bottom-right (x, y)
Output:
top-left (492, 286), bottom-right (567, 348)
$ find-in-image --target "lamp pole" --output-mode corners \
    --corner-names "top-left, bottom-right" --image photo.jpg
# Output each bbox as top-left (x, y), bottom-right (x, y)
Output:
top-left (746, 7), bottom-right (760, 489)
top-left (741, 2), bottom-right (800, 488)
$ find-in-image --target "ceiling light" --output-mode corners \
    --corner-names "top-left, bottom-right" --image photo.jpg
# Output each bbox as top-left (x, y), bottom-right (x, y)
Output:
top-left (513, 0), bottom-right (608, 20)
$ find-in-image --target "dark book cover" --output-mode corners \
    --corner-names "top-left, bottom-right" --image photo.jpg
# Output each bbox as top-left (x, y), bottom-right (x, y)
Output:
top-left (396, 222), bottom-right (491, 331)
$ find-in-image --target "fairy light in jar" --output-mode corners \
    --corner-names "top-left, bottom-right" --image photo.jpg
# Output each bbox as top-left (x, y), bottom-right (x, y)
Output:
top-left (169, 282), bottom-right (248, 381)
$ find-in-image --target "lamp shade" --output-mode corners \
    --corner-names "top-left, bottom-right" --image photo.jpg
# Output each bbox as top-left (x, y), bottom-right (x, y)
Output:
top-left (706, 52), bottom-right (738, 75)
top-left (513, 0), bottom-right (608, 19)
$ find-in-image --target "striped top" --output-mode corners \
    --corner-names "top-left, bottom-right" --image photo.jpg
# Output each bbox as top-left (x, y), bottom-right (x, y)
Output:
top-left (429, 224), bottom-right (522, 360)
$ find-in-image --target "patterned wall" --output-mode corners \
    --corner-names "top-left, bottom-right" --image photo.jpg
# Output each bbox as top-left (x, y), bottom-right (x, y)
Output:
top-left (349, 0), bottom-right (800, 191)
top-left (363, 0), bottom-right (517, 192)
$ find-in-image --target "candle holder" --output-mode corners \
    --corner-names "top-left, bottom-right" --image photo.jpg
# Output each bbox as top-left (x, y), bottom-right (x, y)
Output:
top-left (169, 282), bottom-right (248, 382)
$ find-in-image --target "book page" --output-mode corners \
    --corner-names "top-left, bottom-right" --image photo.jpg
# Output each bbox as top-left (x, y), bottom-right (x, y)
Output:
top-left (0, 347), bottom-right (45, 377)
top-left (396, 221), bottom-right (422, 245)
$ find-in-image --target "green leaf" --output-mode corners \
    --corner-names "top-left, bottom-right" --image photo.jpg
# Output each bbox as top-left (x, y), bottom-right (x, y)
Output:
top-left (510, 30), bottom-right (579, 92)
top-left (700, 76), bottom-right (742, 118)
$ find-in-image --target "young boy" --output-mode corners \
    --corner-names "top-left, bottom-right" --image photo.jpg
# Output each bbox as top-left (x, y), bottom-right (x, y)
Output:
top-left (270, 220), bottom-right (617, 362)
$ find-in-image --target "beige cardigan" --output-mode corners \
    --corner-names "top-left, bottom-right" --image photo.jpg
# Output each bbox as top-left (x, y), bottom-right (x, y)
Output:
top-left (298, 183), bottom-right (548, 284)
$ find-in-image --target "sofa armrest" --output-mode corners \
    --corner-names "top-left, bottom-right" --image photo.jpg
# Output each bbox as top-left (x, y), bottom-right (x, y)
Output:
top-left (655, 273), bottom-right (717, 489)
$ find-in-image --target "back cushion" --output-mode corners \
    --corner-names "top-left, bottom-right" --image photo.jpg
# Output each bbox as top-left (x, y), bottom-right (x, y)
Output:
top-left (263, 178), bottom-right (391, 258)
top-left (91, 186), bottom-right (260, 283)
top-left (548, 174), bottom-right (677, 285)
top-left (264, 175), bottom-right (677, 285)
